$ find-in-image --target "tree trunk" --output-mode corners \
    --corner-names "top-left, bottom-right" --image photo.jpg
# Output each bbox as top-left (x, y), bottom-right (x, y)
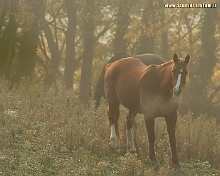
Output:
top-left (0, 5), bottom-right (17, 78)
top-left (39, 4), bottom-right (61, 87)
top-left (138, 3), bottom-right (156, 54)
top-left (0, 0), bottom-right (9, 36)
top-left (161, 31), bottom-right (168, 59)
top-left (199, 9), bottom-right (217, 79)
top-left (113, 0), bottom-right (131, 54)
top-left (79, 0), bottom-right (94, 105)
top-left (160, 1), bottom-right (169, 59)
top-left (64, 0), bottom-right (77, 89)
top-left (15, 20), bottom-right (39, 81)
top-left (138, 35), bottom-right (154, 54)
top-left (42, 25), bottom-right (61, 86)
top-left (185, 13), bottom-right (193, 55)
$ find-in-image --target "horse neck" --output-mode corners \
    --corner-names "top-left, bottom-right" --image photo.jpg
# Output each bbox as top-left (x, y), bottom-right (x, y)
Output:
top-left (158, 61), bottom-right (174, 96)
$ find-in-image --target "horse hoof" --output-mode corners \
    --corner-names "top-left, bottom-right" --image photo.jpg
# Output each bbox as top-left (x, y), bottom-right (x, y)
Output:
top-left (109, 141), bottom-right (117, 149)
top-left (128, 146), bottom-right (137, 154)
top-left (175, 166), bottom-right (185, 173)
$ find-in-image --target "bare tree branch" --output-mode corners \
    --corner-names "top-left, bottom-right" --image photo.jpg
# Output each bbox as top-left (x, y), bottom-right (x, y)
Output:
top-left (94, 16), bottom-right (115, 42)
top-left (153, 11), bottom-right (177, 37)
top-left (39, 0), bottom-right (65, 29)
top-left (168, 17), bottom-right (202, 46)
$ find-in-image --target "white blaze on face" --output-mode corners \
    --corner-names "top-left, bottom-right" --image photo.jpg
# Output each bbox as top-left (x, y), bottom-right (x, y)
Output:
top-left (174, 68), bottom-right (183, 92)
top-left (109, 125), bottom-right (117, 148)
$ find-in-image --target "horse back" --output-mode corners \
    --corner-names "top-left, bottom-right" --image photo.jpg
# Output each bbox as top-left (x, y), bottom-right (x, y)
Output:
top-left (105, 57), bottom-right (147, 84)
top-left (134, 54), bottom-right (166, 65)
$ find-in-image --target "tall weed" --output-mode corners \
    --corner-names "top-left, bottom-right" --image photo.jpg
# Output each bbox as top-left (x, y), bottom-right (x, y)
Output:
top-left (0, 79), bottom-right (219, 175)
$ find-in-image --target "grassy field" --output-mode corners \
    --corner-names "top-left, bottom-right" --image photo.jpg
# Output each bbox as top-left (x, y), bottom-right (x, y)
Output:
top-left (0, 80), bottom-right (220, 175)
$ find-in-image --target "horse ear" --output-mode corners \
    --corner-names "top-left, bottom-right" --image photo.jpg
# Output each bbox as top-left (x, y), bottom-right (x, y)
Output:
top-left (173, 53), bottom-right (178, 63)
top-left (185, 55), bottom-right (190, 64)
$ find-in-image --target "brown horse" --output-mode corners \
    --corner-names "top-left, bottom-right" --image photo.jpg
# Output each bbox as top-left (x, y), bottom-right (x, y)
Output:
top-left (94, 52), bottom-right (166, 110)
top-left (104, 53), bottom-right (190, 172)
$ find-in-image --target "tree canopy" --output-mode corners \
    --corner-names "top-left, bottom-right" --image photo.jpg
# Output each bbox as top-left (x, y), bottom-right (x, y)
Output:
top-left (0, 0), bottom-right (220, 119)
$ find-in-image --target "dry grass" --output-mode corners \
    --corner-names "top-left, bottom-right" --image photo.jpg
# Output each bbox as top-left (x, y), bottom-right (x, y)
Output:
top-left (0, 79), bottom-right (219, 175)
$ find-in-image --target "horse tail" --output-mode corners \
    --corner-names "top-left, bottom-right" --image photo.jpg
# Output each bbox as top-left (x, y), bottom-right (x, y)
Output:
top-left (94, 52), bottom-right (130, 110)
top-left (94, 67), bottom-right (106, 110)
top-left (94, 63), bottom-right (113, 110)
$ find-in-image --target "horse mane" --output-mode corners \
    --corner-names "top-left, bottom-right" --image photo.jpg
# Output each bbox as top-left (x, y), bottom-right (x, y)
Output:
top-left (140, 60), bottom-right (174, 96)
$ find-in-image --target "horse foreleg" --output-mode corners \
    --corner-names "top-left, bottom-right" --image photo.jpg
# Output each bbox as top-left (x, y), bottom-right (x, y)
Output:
top-left (126, 111), bottom-right (137, 153)
top-left (145, 117), bottom-right (160, 166)
top-left (110, 124), bottom-right (117, 148)
top-left (165, 113), bottom-right (184, 173)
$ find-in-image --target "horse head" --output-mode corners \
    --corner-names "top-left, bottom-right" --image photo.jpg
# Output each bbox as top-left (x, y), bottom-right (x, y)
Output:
top-left (171, 53), bottom-right (190, 97)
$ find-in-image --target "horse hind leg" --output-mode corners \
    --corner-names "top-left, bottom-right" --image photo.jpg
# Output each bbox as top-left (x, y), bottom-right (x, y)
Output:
top-left (126, 111), bottom-right (137, 153)
top-left (108, 103), bottom-right (120, 148)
